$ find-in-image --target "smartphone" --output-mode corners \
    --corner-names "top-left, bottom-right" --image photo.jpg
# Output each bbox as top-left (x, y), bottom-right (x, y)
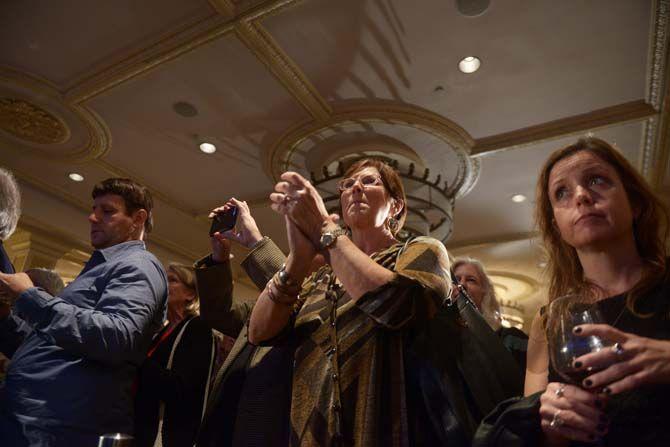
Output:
top-left (209, 206), bottom-right (238, 236)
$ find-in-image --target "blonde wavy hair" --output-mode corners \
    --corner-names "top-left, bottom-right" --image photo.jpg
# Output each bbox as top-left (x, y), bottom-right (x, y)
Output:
top-left (536, 137), bottom-right (669, 313)
top-left (167, 263), bottom-right (199, 317)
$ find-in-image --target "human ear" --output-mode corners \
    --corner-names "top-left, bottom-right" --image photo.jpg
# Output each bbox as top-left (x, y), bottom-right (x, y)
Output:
top-left (133, 209), bottom-right (148, 232)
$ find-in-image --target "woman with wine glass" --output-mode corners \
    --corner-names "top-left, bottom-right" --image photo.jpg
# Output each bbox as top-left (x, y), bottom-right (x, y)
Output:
top-left (523, 137), bottom-right (670, 446)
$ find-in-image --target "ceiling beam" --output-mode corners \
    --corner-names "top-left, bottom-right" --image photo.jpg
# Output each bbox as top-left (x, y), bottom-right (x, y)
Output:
top-left (446, 231), bottom-right (539, 250)
top-left (471, 100), bottom-right (657, 157)
top-left (64, 18), bottom-right (236, 104)
top-left (234, 20), bottom-right (332, 122)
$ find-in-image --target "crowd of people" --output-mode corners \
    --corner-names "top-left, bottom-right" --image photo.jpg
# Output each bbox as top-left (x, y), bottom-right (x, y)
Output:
top-left (0, 136), bottom-right (667, 446)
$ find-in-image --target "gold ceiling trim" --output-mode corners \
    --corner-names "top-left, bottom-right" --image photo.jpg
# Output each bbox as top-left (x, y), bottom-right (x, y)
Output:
top-left (64, 0), bottom-right (308, 106)
top-left (208, 0), bottom-right (236, 18)
top-left (640, 0), bottom-right (670, 185)
top-left (235, 20), bottom-right (332, 121)
top-left (17, 215), bottom-right (92, 256)
top-left (65, 18), bottom-right (236, 104)
top-left (10, 166), bottom-right (202, 261)
top-left (472, 100), bottom-right (657, 157)
top-left (446, 231), bottom-right (539, 250)
top-left (265, 101), bottom-right (475, 178)
top-left (0, 68), bottom-right (112, 162)
top-left (242, 0), bottom-right (305, 21)
top-left (264, 101), bottom-right (479, 202)
top-left (487, 270), bottom-right (541, 300)
top-left (0, 98), bottom-right (70, 144)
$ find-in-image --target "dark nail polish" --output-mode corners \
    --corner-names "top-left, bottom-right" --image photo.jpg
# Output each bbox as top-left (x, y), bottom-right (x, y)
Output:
top-left (573, 326), bottom-right (583, 334)
top-left (573, 360), bottom-right (583, 368)
top-left (583, 379), bottom-right (593, 387)
top-left (603, 387), bottom-right (612, 395)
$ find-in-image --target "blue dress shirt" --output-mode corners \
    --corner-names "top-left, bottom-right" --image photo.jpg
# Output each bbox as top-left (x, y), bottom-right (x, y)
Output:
top-left (0, 240), bottom-right (167, 446)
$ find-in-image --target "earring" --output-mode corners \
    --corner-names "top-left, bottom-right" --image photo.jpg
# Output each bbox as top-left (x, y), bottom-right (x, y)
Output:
top-left (388, 217), bottom-right (399, 234)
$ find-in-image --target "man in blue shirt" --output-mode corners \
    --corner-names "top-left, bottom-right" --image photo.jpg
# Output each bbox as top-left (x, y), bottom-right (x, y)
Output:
top-left (0, 178), bottom-right (168, 446)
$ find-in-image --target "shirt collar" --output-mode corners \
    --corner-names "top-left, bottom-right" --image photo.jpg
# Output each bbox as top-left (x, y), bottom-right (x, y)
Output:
top-left (95, 240), bottom-right (146, 262)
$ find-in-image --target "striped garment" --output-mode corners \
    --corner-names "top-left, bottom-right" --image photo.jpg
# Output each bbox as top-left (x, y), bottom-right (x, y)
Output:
top-left (288, 236), bottom-right (451, 446)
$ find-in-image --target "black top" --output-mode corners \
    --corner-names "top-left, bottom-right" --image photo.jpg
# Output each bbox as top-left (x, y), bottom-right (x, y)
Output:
top-left (496, 326), bottom-right (528, 372)
top-left (547, 277), bottom-right (670, 447)
top-left (134, 316), bottom-right (213, 447)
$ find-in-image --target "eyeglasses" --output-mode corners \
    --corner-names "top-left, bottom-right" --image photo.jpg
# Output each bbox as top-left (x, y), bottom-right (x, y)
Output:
top-left (337, 174), bottom-right (383, 192)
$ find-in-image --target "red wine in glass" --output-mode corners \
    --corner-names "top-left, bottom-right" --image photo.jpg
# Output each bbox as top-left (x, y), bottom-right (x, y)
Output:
top-left (548, 294), bottom-right (612, 386)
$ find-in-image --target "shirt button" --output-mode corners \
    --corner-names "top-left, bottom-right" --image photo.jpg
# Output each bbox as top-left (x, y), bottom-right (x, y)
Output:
top-left (331, 403), bottom-right (340, 411)
top-left (332, 373), bottom-right (338, 381)
top-left (331, 320), bottom-right (336, 327)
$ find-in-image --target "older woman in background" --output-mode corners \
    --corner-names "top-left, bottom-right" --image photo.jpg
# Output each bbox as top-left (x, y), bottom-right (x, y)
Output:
top-left (135, 263), bottom-right (215, 447)
top-left (452, 257), bottom-right (503, 329)
top-left (452, 257), bottom-right (528, 370)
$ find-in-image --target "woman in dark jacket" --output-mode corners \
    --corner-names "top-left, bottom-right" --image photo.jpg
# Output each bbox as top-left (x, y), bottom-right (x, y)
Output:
top-left (134, 263), bottom-right (215, 447)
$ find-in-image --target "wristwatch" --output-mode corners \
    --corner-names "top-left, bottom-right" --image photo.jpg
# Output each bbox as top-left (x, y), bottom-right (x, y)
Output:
top-left (319, 226), bottom-right (348, 250)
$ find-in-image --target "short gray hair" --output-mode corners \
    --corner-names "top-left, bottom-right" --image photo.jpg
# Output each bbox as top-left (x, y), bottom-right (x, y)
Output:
top-left (0, 167), bottom-right (21, 241)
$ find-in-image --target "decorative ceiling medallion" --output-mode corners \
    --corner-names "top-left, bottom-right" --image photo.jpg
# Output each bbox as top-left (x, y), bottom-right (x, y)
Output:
top-left (0, 67), bottom-right (111, 162)
top-left (0, 98), bottom-right (69, 144)
top-left (265, 101), bottom-right (482, 242)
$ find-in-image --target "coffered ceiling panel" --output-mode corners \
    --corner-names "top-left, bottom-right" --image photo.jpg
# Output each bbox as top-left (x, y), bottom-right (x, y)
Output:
top-left (86, 34), bottom-right (310, 211)
top-left (0, 0), bottom-right (216, 86)
top-left (449, 120), bottom-right (644, 245)
top-left (263, 0), bottom-right (650, 138)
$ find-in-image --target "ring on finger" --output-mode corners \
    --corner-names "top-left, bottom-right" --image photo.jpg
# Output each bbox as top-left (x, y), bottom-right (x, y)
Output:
top-left (613, 342), bottom-right (624, 356)
top-left (549, 410), bottom-right (564, 428)
top-left (555, 384), bottom-right (566, 398)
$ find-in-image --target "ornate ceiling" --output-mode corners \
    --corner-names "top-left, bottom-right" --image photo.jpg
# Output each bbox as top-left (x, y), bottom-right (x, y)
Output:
top-left (1, 0), bottom-right (668, 327)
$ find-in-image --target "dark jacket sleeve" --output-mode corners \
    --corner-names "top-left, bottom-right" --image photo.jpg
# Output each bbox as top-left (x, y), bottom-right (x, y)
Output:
top-left (195, 238), bottom-right (285, 338)
top-left (138, 317), bottom-right (213, 407)
top-left (0, 312), bottom-right (31, 357)
top-left (472, 393), bottom-right (542, 447)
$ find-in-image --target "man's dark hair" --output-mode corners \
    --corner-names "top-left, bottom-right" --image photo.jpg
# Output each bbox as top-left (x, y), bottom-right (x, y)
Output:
top-left (92, 178), bottom-right (154, 232)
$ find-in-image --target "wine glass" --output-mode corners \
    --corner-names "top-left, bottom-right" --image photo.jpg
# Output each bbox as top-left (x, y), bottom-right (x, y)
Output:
top-left (547, 294), bottom-right (612, 386)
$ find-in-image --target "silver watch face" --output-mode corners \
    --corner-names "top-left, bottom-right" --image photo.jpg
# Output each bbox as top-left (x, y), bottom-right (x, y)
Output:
top-left (319, 232), bottom-right (335, 249)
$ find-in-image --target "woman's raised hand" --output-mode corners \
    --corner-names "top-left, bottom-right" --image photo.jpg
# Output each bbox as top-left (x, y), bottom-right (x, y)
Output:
top-left (539, 382), bottom-right (607, 444)
top-left (209, 198), bottom-right (264, 262)
top-left (572, 324), bottom-right (670, 395)
top-left (284, 215), bottom-right (318, 282)
top-left (270, 172), bottom-right (332, 246)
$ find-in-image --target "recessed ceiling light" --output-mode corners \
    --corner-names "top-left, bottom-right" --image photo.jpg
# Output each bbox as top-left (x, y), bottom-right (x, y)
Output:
top-left (511, 194), bottom-right (526, 203)
top-left (173, 101), bottom-right (198, 117)
top-left (458, 56), bottom-right (481, 74)
top-left (199, 142), bottom-right (216, 154)
top-left (68, 173), bottom-right (84, 182)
